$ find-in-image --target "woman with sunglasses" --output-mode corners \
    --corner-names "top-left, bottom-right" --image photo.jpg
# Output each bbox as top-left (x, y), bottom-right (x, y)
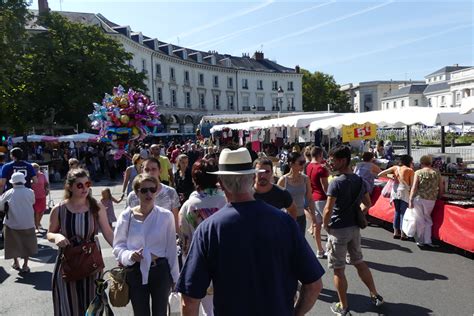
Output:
top-left (113, 174), bottom-right (179, 316)
top-left (47, 168), bottom-right (114, 316)
top-left (277, 151), bottom-right (317, 236)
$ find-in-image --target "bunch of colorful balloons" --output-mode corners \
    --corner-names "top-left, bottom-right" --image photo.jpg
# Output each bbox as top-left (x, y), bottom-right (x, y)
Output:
top-left (89, 85), bottom-right (160, 159)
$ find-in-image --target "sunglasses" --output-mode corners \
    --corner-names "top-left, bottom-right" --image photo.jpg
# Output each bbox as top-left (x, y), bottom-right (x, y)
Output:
top-left (258, 169), bottom-right (272, 174)
top-left (76, 181), bottom-right (92, 189)
top-left (139, 187), bottom-right (158, 194)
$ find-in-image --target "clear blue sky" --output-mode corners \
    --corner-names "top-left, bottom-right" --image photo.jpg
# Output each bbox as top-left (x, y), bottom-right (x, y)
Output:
top-left (30, 0), bottom-right (473, 84)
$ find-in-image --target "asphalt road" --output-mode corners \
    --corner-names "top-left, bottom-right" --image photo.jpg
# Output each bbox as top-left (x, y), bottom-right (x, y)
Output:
top-left (0, 180), bottom-right (473, 316)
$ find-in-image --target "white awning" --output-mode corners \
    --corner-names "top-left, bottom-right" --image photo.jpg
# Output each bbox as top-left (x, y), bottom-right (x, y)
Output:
top-left (210, 113), bottom-right (341, 133)
top-left (57, 132), bottom-right (99, 142)
top-left (12, 135), bottom-right (58, 143)
top-left (308, 107), bottom-right (474, 131)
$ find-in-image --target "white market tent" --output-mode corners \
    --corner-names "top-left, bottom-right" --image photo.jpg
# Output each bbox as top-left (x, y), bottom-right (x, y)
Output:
top-left (308, 107), bottom-right (474, 131)
top-left (210, 112), bottom-right (341, 133)
top-left (57, 132), bottom-right (99, 143)
top-left (12, 134), bottom-right (58, 143)
top-left (200, 112), bottom-right (305, 125)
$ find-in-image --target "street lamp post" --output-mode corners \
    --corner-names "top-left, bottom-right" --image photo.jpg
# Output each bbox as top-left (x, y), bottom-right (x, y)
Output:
top-left (277, 86), bottom-right (284, 111)
top-left (251, 104), bottom-right (256, 114)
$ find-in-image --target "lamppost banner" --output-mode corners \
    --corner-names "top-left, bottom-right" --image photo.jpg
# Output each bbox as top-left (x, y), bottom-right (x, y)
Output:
top-left (342, 123), bottom-right (377, 142)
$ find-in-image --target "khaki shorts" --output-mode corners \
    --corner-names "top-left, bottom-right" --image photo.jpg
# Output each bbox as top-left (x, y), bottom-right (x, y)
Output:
top-left (327, 226), bottom-right (363, 269)
top-left (313, 200), bottom-right (326, 224)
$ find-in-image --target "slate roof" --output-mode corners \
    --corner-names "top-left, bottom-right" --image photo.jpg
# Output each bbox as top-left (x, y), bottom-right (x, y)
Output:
top-left (426, 66), bottom-right (471, 77)
top-left (32, 10), bottom-right (297, 74)
top-left (423, 81), bottom-right (450, 94)
top-left (381, 84), bottom-right (427, 99)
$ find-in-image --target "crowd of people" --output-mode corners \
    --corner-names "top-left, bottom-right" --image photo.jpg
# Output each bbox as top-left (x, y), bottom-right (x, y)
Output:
top-left (0, 137), bottom-right (447, 316)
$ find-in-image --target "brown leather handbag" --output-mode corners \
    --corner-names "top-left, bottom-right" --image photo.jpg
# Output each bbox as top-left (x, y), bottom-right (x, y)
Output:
top-left (61, 222), bottom-right (104, 282)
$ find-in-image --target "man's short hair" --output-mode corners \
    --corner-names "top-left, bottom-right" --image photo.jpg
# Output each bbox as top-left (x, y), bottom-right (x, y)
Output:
top-left (253, 157), bottom-right (273, 169)
top-left (311, 146), bottom-right (323, 158)
top-left (143, 157), bottom-right (161, 169)
top-left (10, 147), bottom-right (23, 160)
top-left (361, 152), bottom-right (374, 162)
top-left (0, 152), bottom-right (5, 162)
top-left (329, 145), bottom-right (351, 167)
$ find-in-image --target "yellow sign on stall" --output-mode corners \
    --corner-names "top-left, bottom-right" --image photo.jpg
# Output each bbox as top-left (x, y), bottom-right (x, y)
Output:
top-left (342, 123), bottom-right (377, 142)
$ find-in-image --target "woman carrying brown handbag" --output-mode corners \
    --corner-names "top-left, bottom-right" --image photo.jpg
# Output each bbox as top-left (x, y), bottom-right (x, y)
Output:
top-left (47, 168), bottom-right (114, 316)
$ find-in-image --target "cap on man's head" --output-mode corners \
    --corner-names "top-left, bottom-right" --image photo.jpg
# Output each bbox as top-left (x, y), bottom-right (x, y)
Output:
top-left (9, 172), bottom-right (26, 185)
top-left (208, 148), bottom-right (265, 175)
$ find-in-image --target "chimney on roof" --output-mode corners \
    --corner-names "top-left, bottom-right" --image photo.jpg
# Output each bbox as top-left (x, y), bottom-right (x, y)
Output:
top-left (295, 65), bottom-right (300, 73)
top-left (252, 51), bottom-right (264, 61)
top-left (453, 63), bottom-right (459, 67)
top-left (38, 0), bottom-right (50, 14)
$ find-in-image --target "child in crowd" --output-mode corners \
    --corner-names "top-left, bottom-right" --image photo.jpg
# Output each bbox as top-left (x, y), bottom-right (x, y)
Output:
top-left (100, 188), bottom-right (121, 229)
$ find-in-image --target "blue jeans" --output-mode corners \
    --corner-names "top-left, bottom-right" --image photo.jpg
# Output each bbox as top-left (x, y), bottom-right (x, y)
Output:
top-left (393, 199), bottom-right (408, 230)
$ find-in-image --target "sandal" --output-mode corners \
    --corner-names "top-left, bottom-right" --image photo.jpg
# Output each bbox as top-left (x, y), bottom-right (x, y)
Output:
top-left (11, 263), bottom-right (20, 270)
top-left (393, 235), bottom-right (401, 239)
top-left (20, 266), bottom-right (30, 273)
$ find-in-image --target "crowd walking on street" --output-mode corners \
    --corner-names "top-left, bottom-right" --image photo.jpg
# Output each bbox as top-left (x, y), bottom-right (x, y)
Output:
top-left (0, 138), bottom-right (466, 316)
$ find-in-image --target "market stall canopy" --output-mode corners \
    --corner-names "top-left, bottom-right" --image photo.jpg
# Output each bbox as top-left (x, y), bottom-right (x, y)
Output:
top-left (12, 134), bottom-right (58, 143)
top-left (57, 132), bottom-right (99, 142)
top-left (200, 112), bottom-right (307, 125)
top-left (308, 107), bottom-right (474, 131)
top-left (210, 112), bottom-right (341, 133)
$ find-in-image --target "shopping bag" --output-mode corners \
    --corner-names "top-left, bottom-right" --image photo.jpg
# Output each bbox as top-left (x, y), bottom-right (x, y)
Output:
top-left (168, 292), bottom-right (181, 316)
top-left (402, 207), bottom-right (417, 237)
top-left (381, 179), bottom-right (395, 198)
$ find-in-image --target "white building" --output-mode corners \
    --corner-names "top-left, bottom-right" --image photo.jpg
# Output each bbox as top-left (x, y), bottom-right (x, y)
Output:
top-left (340, 81), bottom-right (422, 112)
top-left (449, 67), bottom-right (474, 109)
top-left (381, 84), bottom-right (427, 110)
top-left (381, 65), bottom-right (472, 110)
top-left (55, 11), bottom-right (303, 133)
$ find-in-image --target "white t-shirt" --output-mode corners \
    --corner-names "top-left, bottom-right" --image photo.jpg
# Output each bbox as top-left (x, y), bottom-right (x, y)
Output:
top-left (0, 186), bottom-right (35, 229)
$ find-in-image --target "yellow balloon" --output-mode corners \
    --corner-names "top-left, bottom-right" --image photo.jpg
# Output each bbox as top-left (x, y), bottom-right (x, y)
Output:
top-left (132, 127), bottom-right (140, 135)
top-left (120, 97), bottom-right (128, 107)
top-left (120, 115), bottom-right (130, 124)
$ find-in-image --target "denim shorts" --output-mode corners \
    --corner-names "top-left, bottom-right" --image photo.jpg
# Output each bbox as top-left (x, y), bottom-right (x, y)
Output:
top-left (327, 226), bottom-right (363, 269)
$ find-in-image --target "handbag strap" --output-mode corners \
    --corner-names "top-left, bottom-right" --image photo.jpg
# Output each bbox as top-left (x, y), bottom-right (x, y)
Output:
top-left (345, 174), bottom-right (364, 211)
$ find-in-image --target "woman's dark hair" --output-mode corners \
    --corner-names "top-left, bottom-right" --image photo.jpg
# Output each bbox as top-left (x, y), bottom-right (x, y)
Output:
top-left (287, 151), bottom-right (302, 165)
top-left (192, 158), bottom-right (218, 191)
top-left (329, 146), bottom-right (351, 167)
top-left (64, 168), bottom-right (100, 219)
top-left (399, 155), bottom-right (413, 167)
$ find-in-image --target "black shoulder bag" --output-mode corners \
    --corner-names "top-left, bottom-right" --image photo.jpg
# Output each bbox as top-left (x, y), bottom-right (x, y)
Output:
top-left (346, 175), bottom-right (368, 229)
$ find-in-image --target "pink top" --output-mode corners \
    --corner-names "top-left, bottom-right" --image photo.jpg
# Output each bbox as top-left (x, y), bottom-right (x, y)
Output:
top-left (31, 172), bottom-right (48, 199)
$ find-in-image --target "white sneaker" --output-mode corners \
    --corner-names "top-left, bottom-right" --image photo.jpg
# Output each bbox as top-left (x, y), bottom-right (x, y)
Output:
top-left (316, 251), bottom-right (326, 259)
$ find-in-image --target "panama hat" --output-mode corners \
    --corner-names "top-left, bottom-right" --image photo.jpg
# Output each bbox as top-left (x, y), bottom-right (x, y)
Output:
top-left (208, 148), bottom-right (265, 175)
top-left (9, 172), bottom-right (26, 184)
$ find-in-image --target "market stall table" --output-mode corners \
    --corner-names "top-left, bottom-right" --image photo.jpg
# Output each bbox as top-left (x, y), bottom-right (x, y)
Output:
top-left (369, 195), bottom-right (474, 253)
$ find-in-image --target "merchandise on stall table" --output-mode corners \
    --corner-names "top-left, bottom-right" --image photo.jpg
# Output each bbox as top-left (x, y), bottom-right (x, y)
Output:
top-left (89, 85), bottom-right (161, 159)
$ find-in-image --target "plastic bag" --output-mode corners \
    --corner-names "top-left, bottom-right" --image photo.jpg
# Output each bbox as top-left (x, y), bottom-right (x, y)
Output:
top-left (381, 179), bottom-right (395, 198)
top-left (168, 292), bottom-right (181, 316)
top-left (402, 207), bottom-right (418, 237)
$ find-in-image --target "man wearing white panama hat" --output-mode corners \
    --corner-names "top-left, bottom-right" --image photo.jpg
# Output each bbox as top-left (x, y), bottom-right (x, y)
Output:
top-left (176, 147), bottom-right (324, 316)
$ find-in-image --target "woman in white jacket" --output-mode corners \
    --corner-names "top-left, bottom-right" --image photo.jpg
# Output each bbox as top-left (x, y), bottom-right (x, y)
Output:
top-left (113, 174), bottom-right (179, 316)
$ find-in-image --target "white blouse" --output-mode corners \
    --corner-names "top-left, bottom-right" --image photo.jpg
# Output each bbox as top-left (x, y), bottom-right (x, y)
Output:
top-left (113, 206), bottom-right (179, 285)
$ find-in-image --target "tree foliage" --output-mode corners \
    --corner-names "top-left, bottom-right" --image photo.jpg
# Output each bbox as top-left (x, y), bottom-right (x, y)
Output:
top-left (301, 69), bottom-right (351, 113)
top-left (0, 5), bottom-right (146, 133)
top-left (0, 1), bottom-right (31, 132)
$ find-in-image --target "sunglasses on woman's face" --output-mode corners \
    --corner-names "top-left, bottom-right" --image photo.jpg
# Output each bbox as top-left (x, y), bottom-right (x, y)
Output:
top-left (139, 187), bottom-right (158, 194)
top-left (75, 181), bottom-right (92, 189)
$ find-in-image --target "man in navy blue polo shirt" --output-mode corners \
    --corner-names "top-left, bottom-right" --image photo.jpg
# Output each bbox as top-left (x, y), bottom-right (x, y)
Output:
top-left (0, 147), bottom-right (37, 194)
top-left (176, 148), bottom-right (324, 316)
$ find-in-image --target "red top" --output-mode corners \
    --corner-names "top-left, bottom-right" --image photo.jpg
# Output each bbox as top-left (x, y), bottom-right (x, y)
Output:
top-left (306, 162), bottom-right (329, 201)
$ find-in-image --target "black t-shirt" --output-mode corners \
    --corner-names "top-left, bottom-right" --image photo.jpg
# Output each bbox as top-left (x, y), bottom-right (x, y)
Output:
top-left (327, 173), bottom-right (366, 229)
top-left (176, 200), bottom-right (324, 316)
top-left (254, 184), bottom-right (293, 210)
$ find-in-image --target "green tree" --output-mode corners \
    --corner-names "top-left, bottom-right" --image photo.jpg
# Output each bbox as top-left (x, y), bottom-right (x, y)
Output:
top-left (23, 12), bottom-right (147, 131)
top-left (0, 0), bottom-right (31, 133)
top-left (301, 69), bottom-right (351, 113)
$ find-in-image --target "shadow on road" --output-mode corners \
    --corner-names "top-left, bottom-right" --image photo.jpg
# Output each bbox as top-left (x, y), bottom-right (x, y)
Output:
top-left (15, 271), bottom-right (52, 291)
top-left (0, 267), bottom-right (10, 284)
top-left (29, 244), bottom-right (57, 264)
top-left (366, 261), bottom-right (448, 281)
top-left (361, 237), bottom-right (412, 253)
top-left (318, 288), bottom-right (433, 315)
